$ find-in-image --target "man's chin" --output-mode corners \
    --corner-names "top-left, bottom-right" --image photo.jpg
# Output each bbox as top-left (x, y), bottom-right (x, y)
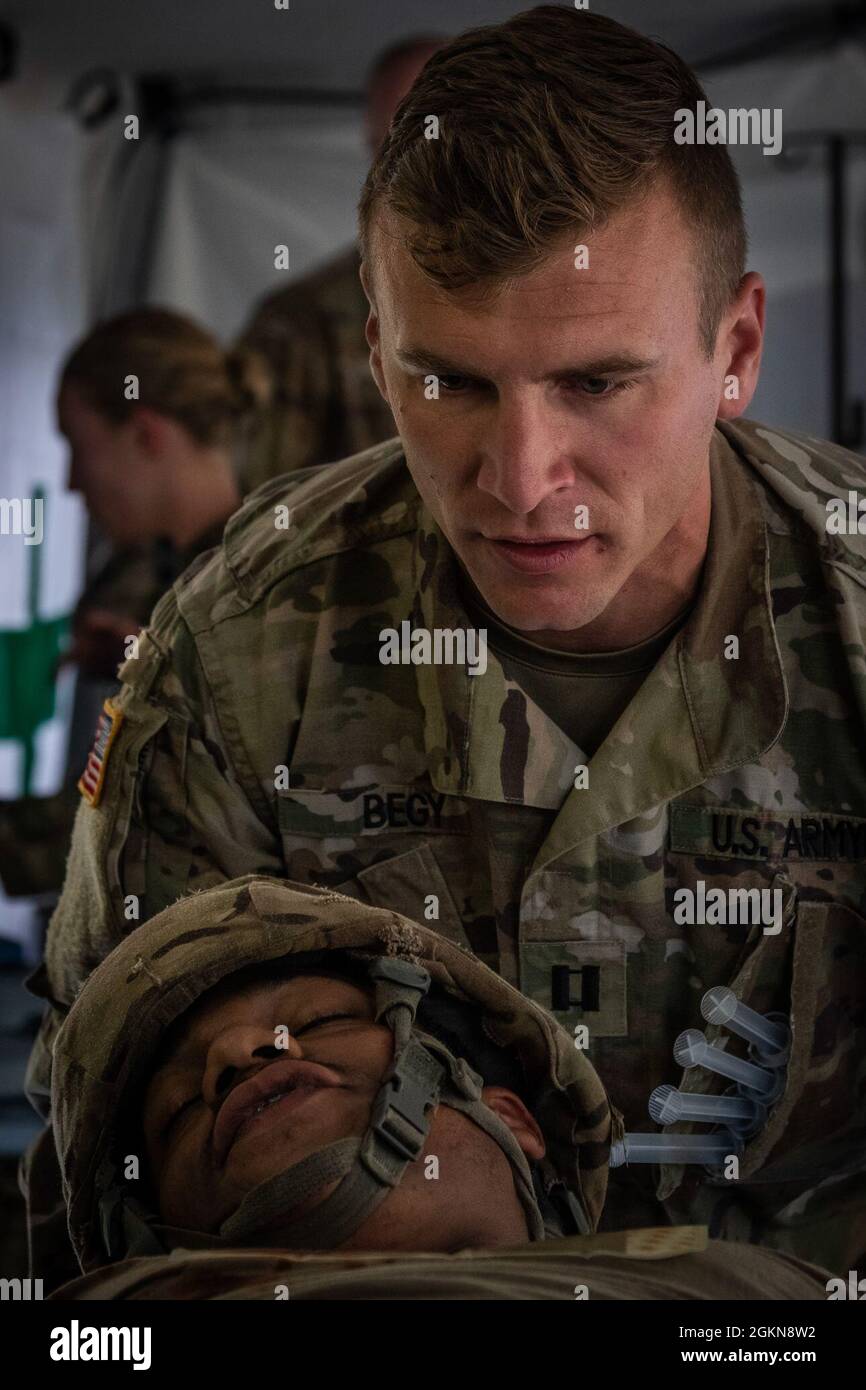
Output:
top-left (224, 1157), bottom-right (343, 1206)
top-left (227, 1175), bottom-right (344, 1245)
top-left (461, 556), bottom-right (616, 635)
top-left (475, 589), bottom-right (614, 641)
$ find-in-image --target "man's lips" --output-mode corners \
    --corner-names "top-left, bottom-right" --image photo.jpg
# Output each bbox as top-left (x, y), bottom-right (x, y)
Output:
top-left (482, 533), bottom-right (596, 574)
top-left (212, 1059), bottom-right (343, 1167)
top-left (485, 534), bottom-right (583, 544)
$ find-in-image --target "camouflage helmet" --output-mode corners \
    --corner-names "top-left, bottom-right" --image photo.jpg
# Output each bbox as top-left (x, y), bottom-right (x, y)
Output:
top-left (51, 875), bottom-right (619, 1271)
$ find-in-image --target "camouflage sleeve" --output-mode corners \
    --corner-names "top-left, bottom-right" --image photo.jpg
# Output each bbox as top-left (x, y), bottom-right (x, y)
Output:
top-left (47, 1235), bottom-right (833, 1301)
top-left (74, 544), bottom-right (164, 628)
top-left (25, 588), bottom-right (286, 1114)
top-left (236, 306), bottom-right (336, 492)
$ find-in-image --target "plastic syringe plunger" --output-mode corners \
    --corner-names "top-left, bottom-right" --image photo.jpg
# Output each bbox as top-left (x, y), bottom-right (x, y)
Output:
top-left (648, 1084), bottom-right (761, 1127)
top-left (609, 1131), bottom-right (743, 1167)
top-left (701, 986), bottom-right (789, 1060)
top-left (673, 1028), bottom-right (777, 1096)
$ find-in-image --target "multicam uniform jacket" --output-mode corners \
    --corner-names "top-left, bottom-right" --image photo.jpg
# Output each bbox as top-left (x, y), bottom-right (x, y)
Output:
top-left (52, 1230), bottom-right (829, 1302)
top-left (236, 245), bottom-right (396, 491)
top-left (28, 417), bottom-right (866, 1275)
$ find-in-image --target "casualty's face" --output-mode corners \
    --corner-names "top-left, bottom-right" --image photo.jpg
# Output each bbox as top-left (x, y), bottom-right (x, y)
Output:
top-left (138, 964), bottom-right (548, 1249)
top-left (57, 384), bottom-right (141, 544)
top-left (365, 185), bottom-right (731, 647)
top-left (141, 972), bottom-right (394, 1231)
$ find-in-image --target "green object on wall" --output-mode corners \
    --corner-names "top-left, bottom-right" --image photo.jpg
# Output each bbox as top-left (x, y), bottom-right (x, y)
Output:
top-left (0, 488), bottom-right (70, 794)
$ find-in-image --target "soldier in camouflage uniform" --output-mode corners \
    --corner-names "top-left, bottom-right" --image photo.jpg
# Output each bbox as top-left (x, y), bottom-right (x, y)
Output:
top-left (57, 305), bottom-right (268, 678)
top-left (47, 876), bottom-right (829, 1300)
top-left (235, 37), bottom-right (445, 491)
top-left (25, 7), bottom-right (866, 1281)
top-left (0, 309), bottom-right (262, 900)
top-left (236, 246), bottom-right (396, 492)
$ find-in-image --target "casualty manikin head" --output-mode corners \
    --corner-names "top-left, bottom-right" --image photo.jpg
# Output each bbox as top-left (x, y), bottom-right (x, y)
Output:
top-left (49, 876), bottom-right (614, 1270)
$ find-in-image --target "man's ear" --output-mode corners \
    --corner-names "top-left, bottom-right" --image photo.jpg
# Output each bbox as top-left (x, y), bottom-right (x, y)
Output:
top-left (715, 271), bottom-right (765, 421)
top-left (481, 1086), bottom-right (546, 1161)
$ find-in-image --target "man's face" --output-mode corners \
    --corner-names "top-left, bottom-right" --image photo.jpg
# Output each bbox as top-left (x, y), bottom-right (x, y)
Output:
top-left (141, 968), bottom-right (545, 1248)
top-left (142, 972), bottom-right (393, 1231)
top-left (364, 185), bottom-right (761, 648)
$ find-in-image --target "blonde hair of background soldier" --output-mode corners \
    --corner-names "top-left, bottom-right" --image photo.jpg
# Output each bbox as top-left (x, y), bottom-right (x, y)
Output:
top-left (60, 306), bottom-right (273, 448)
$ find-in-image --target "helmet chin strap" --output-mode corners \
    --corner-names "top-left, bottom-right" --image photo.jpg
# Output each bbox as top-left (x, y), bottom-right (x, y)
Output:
top-left (98, 957), bottom-right (548, 1262)
top-left (220, 958), bottom-right (451, 1249)
top-left (220, 1032), bottom-right (445, 1249)
top-left (220, 957), bottom-right (546, 1249)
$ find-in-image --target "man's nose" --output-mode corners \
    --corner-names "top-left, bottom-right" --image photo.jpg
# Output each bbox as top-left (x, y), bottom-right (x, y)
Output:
top-left (202, 1024), bottom-right (305, 1108)
top-left (475, 394), bottom-right (574, 515)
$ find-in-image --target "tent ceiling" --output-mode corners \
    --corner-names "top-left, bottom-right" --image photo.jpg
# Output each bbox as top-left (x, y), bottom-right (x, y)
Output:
top-left (0, 0), bottom-right (841, 88)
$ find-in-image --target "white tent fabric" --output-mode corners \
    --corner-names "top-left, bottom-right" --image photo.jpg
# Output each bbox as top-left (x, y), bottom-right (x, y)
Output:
top-left (703, 44), bottom-right (866, 434)
top-left (711, 39), bottom-right (866, 137)
top-left (0, 83), bottom-right (87, 948)
top-left (0, 87), bottom-right (86, 781)
top-left (147, 107), bottom-right (368, 341)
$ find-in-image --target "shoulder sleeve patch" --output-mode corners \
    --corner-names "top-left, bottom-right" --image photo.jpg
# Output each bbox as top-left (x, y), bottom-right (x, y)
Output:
top-left (77, 698), bottom-right (125, 806)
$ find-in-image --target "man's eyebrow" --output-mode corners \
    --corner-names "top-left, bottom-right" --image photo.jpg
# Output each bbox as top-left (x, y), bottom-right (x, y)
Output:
top-left (395, 348), bottom-right (659, 379)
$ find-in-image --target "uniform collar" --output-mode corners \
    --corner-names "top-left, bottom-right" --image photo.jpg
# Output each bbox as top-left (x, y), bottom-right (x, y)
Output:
top-left (411, 427), bottom-right (788, 851)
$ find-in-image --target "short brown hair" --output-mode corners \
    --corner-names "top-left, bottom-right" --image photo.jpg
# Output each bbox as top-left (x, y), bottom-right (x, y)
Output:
top-left (60, 307), bottom-right (272, 447)
top-left (358, 5), bottom-right (747, 356)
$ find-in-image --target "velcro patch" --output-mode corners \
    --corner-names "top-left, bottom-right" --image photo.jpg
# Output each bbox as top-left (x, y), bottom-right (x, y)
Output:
top-left (277, 785), bottom-right (466, 837)
top-left (78, 698), bottom-right (124, 806)
top-left (519, 941), bottom-right (627, 1038)
top-left (670, 803), bottom-right (866, 862)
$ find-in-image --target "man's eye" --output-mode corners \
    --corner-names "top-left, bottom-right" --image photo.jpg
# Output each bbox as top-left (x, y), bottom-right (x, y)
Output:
top-left (581, 377), bottom-right (611, 395)
top-left (294, 1012), bottom-right (359, 1036)
top-left (436, 374), bottom-right (472, 394)
top-left (162, 1095), bottom-right (199, 1138)
top-left (572, 377), bottom-right (635, 398)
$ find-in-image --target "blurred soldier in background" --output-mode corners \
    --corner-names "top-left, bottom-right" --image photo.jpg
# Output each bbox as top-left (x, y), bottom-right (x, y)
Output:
top-left (0, 36), bottom-right (445, 900)
top-left (0, 307), bottom-right (269, 898)
top-left (236, 35), bottom-right (446, 490)
top-left (0, 35), bottom-right (447, 903)
top-left (60, 306), bottom-right (268, 676)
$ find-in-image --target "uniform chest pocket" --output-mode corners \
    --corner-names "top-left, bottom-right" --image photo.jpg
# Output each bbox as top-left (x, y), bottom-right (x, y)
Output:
top-left (658, 882), bottom-right (866, 1193)
top-left (276, 785), bottom-right (473, 947)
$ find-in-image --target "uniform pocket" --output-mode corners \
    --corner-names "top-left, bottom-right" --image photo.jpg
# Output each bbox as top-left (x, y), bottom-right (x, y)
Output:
top-left (276, 785), bottom-right (473, 944)
top-left (729, 890), bottom-right (825, 1180)
top-left (356, 842), bottom-right (473, 948)
top-left (657, 875), bottom-right (866, 1195)
top-left (114, 703), bottom-right (175, 904)
top-left (736, 895), bottom-right (866, 1185)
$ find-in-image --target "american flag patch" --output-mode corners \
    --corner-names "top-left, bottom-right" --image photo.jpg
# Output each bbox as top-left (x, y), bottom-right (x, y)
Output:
top-left (78, 698), bottom-right (125, 806)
